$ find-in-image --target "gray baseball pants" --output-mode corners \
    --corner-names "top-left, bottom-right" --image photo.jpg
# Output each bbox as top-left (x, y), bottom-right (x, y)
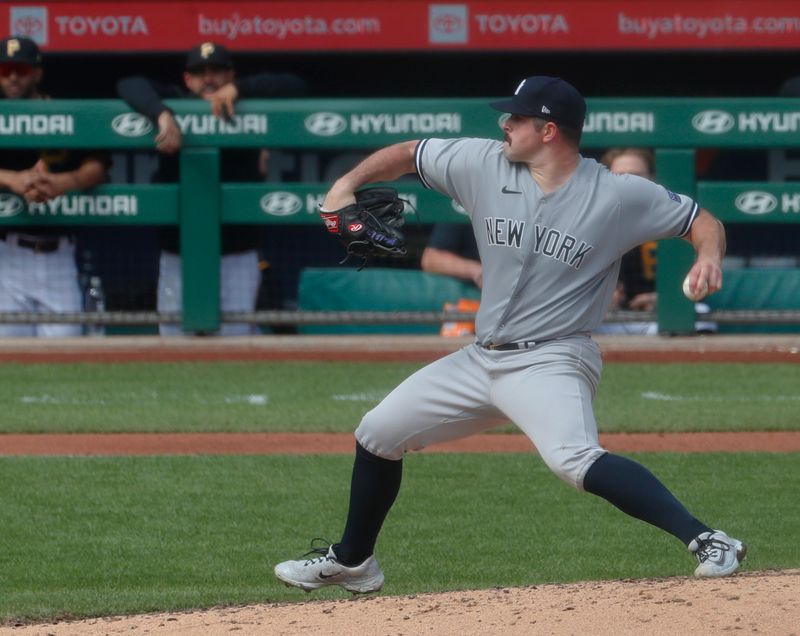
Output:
top-left (356, 334), bottom-right (607, 489)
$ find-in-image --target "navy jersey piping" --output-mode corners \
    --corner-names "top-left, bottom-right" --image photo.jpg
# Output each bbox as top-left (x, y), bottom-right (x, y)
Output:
top-left (415, 138), bottom-right (433, 189)
top-left (678, 201), bottom-right (700, 237)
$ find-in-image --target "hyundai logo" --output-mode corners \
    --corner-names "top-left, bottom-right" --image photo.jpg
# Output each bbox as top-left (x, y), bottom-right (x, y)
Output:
top-left (0, 193), bottom-right (24, 217)
top-left (111, 113), bottom-right (153, 137)
top-left (735, 191), bottom-right (778, 215)
top-left (305, 112), bottom-right (347, 136)
top-left (691, 110), bottom-right (735, 135)
top-left (259, 192), bottom-right (303, 217)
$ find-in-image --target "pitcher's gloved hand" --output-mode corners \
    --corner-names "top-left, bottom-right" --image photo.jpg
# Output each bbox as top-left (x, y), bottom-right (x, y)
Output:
top-left (320, 187), bottom-right (407, 266)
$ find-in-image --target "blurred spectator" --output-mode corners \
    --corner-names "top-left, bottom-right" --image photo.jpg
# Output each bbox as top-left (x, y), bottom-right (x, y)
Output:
top-left (597, 147), bottom-right (715, 335)
top-left (0, 36), bottom-right (109, 337)
top-left (601, 148), bottom-right (658, 316)
top-left (421, 223), bottom-right (482, 289)
top-left (117, 42), bottom-right (307, 335)
top-left (421, 223), bottom-right (481, 336)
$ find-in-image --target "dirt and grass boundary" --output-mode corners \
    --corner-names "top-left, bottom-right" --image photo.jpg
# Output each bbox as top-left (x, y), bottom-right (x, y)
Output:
top-left (0, 333), bottom-right (797, 364)
top-left (1, 334), bottom-right (798, 634)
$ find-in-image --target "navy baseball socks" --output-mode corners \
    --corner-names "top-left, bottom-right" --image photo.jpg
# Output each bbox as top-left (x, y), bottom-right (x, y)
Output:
top-left (275, 447), bottom-right (746, 591)
top-left (333, 442), bottom-right (402, 565)
top-left (583, 452), bottom-right (746, 576)
top-left (274, 442), bottom-right (399, 593)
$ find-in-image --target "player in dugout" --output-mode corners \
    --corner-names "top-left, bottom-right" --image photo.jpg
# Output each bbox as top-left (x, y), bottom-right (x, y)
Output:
top-left (0, 36), bottom-right (109, 337)
top-left (117, 42), bottom-right (307, 335)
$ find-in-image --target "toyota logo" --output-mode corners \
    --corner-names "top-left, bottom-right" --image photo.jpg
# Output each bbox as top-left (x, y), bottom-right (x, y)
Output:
top-left (0, 193), bottom-right (24, 217)
top-left (304, 112), bottom-right (347, 137)
top-left (691, 110), bottom-right (735, 135)
top-left (433, 14), bottom-right (464, 33)
top-left (735, 191), bottom-right (778, 215)
top-left (13, 16), bottom-right (44, 37)
top-left (111, 113), bottom-right (153, 137)
top-left (259, 192), bottom-right (303, 217)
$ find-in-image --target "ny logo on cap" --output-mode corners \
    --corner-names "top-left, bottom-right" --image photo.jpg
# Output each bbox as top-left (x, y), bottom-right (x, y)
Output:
top-left (200, 42), bottom-right (215, 59)
top-left (6, 38), bottom-right (21, 58)
top-left (514, 79), bottom-right (526, 95)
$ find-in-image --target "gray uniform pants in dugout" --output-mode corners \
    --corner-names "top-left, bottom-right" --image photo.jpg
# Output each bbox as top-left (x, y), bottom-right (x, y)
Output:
top-left (356, 334), bottom-right (607, 489)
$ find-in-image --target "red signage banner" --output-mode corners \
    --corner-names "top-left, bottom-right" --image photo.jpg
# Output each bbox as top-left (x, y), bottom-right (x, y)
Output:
top-left (2, 1), bottom-right (799, 53)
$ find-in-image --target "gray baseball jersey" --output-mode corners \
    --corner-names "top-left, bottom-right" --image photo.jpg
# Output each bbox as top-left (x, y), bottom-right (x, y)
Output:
top-left (415, 138), bottom-right (698, 345)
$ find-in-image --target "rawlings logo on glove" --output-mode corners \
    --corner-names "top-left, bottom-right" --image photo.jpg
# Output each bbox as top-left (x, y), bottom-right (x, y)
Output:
top-left (320, 187), bottom-right (408, 267)
top-left (322, 214), bottom-right (340, 232)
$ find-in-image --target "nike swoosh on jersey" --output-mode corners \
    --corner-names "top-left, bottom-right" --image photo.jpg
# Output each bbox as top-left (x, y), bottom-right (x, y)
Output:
top-left (501, 186), bottom-right (522, 194)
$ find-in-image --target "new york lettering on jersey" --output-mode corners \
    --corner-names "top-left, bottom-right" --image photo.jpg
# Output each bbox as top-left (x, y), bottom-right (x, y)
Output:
top-left (531, 223), bottom-right (593, 269)
top-left (415, 137), bottom-right (697, 344)
top-left (484, 217), bottom-right (525, 248)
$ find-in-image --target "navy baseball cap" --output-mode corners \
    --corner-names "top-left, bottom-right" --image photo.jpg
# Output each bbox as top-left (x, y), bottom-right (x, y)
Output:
top-left (185, 42), bottom-right (233, 72)
top-left (0, 36), bottom-right (42, 67)
top-left (491, 76), bottom-right (586, 130)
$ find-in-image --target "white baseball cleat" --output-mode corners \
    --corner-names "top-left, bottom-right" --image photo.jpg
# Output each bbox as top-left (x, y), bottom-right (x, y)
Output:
top-left (688, 530), bottom-right (747, 577)
top-left (274, 541), bottom-right (384, 594)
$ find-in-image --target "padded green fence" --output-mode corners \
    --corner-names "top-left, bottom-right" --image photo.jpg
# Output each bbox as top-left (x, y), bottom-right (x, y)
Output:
top-left (706, 269), bottom-right (800, 333)
top-left (298, 268), bottom-right (479, 334)
top-left (2, 98), bottom-right (800, 332)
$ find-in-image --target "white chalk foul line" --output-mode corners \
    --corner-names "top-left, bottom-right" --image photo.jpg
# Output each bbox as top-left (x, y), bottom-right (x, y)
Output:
top-left (332, 391), bottom-right (389, 402)
top-left (642, 391), bottom-right (800, 402)
top-left (224, 394), bottom-right (269, 405)
top-left (19, 393), bottom-right (270, 406)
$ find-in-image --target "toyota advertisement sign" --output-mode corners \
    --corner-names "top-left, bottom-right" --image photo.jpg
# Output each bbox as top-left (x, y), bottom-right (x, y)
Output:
top-left (4, 2), bottom-right (800, 52)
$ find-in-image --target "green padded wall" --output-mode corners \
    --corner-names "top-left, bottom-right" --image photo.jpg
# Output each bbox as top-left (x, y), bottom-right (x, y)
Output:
top-left (297, 267), bottom-right (480, 334)
top-left (706, 269), bottom-right (800, 333)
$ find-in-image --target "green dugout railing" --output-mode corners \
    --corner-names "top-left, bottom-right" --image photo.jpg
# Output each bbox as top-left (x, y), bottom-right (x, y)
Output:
top-left (2, 98), bottom-right (799, 332)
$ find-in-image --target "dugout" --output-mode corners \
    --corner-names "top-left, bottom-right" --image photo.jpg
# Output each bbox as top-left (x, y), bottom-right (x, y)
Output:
top-left (2, 96), bottom-right (800, 335)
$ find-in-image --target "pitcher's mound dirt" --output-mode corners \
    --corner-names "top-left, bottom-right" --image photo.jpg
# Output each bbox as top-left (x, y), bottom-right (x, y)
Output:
top-left (4, 570), bottom-right (797, 636)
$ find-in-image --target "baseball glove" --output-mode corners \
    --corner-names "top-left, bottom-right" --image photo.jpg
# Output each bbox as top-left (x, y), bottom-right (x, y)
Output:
top-left (320, 187), bottom-right (407, 266)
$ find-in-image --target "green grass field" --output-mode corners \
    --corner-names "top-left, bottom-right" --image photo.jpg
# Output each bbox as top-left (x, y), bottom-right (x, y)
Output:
top-left (1, 453), bottom-right (798, 622)
top-left (0, 362), bottom-right (797, 433)
top-left (0, 360), bottom-right (798, 623)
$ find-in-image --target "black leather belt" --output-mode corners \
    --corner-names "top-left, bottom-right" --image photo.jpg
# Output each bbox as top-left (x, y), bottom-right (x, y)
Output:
top-left (483, 340), bottom-right (540, 351)
top-left (1, 233), bottom-right (64, 253)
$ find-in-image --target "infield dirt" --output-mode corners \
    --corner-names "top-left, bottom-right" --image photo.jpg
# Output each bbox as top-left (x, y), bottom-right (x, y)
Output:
top-left (3, 570), bottom-right (798, 635)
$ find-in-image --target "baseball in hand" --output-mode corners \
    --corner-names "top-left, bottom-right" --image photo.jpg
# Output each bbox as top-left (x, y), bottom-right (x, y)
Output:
top-left (682, 274), bottom-right (708, 301)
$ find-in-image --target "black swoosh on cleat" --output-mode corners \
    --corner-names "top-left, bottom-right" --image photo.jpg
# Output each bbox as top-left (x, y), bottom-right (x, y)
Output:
top-left (501, 186), bottom-right (522, 194)
top-left (318, 572), bottom-right (336, 579)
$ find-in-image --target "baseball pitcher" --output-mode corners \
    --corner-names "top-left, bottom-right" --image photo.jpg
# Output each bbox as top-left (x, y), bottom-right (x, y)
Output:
top-left (275, 76), bottom-right (745, 593)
